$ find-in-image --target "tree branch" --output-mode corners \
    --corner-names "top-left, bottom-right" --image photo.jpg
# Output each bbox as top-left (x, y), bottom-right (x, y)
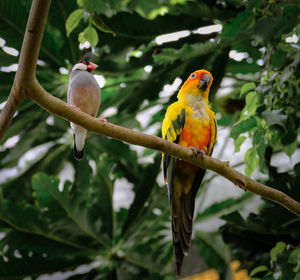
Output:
top-left (0, 0), bottom-right (299, 218)
top-left (0, 85), bottom-right (24, 141)
top-left (16, 0), bottom-right (52, 81)
top-left (0, 0), bottom-right (52, 142)
top-left (28, 78), bottom-right (300, 217)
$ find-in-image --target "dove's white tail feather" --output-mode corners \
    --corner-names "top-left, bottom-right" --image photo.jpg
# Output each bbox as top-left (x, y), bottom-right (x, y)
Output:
top-left (71, 123), bottom-right (87, 156)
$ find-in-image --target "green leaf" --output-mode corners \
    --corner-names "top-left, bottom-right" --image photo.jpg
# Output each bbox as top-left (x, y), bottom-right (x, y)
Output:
top-left (90, 156), bottom-right (114, 239)
top-left (234, 136), bottom-right (247, 153)
top-left (32, 172), bottom-right (111, 247)
top-left (262, 110), bottom-right (288, 127)
top-left (220, 211), bottom-right (245, 225)
top-left (284, 139), bottom-right (298, 157)
top-left (240, 82), bottom-right (256, 97)
top-left (152, 38), bottom-right (234, 66)
top-left (153, 41), bottom-right (218, 66)
top-left (197, 192), bottom-right (253, 222)
top-left (222, 12), bottom-right (255, 38)
top-left (78, 31), bottom-right (85, 44)
top-left (263, 275), bottom-right (276, 280)
top-left (250, 265), bottom-right (269, 277)
top-left (0, 72), bottom-right (14, 101)
top-left (240, 91), bottom-right (258, 120)
top-left (152, 48), bottom-right (178, 66)
top-left (289, 248), bottom-right (300, 273)
top-left (65, 9), bottom-right (84, 36)
top-left (253, 17), bottom-right (276, 42)
top-left (270, 242), bottom-right (286, 262)
top-left (257, 141), bottom-right (267, 172)
top-left (0, 185), bottom-right (91, 250)
top-left (122, 155), bottom-right (161, 234)
top-left (273, 6), bottom-right (300, 39)
top-left (79, 0), bottom-right (118, 16)
top-left (271, 48), bottom-right (287, 68)
top-left (77, 0), bottom-right (83, 6)
top-left (230, 116), bottom-right (257, 139)
top-left (195, 231), bottom-right (230, 275)
top-left (83, 25), bottom-right (99, 47)
top-left (78, 25), bottom-right (99, 47)
top-left (0, 229), bottom-right (89, 279)
top-left (247, 0), bottom-right (262, 10)
top-left (0, 0), bottom-right (29, 50)
top-left (289, 248), bottom-right (300, 264)
top-left (72, 157), bottom-right (93, 189)
top-left (254, 130), bottom-right (263, 145)
top-left (96, 11), bottom-right (205, 40)
top-left (0, 48), bottom-right (18, 65)
top-left (92, 14), bottom-right (116, 35)
top-left (245, 91), bottom-right (258, 114)
top-left (227, 58), bottom-right (260, 74)
top-left (245, 147), bottom-right (259, 177)
top-left (293, 272), bottom-right (300, 280)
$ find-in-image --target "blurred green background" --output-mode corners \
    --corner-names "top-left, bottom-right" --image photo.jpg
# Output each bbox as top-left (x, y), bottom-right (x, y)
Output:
top-left (0, 0), bottom-right (299, 279)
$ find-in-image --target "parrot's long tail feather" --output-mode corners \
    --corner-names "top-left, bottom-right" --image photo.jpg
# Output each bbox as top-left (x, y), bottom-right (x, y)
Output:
top-left (172, 191), bottom-right (193, 276)
top-left (171, 168), bottom-right (206, 276)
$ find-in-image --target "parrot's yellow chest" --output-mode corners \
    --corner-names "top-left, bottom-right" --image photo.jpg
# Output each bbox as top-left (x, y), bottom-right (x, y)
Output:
top-left (179, 94), bottom-right (212, 153)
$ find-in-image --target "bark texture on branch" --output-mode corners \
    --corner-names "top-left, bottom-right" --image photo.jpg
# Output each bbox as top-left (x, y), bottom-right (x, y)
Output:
top-left (0, 0), bottom-right (299, 218)
top-left (0, 0), bottom-right (52, 142)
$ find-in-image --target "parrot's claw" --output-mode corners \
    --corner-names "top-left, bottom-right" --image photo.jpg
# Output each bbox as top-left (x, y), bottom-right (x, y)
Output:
top-left (188, 147), bottom-right (205, 159)
top-left (98, 118), bottom-right (107, 124)
top-left (236, 179), bottom-right (247, 191)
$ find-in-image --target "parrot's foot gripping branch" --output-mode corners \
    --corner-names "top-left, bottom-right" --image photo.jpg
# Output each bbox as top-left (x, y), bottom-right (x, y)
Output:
top-left (188, 146), bottom-right (205, 160)
top-left (236, 178), bottom-right (247, 191)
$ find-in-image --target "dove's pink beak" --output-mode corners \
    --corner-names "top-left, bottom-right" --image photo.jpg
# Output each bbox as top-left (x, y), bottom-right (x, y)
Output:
top-left (87, 62), bottom-right (98, 72)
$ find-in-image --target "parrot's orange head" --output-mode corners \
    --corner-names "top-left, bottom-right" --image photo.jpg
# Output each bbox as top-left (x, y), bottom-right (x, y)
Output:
top-left (178, 70), bottom-right (213, 101)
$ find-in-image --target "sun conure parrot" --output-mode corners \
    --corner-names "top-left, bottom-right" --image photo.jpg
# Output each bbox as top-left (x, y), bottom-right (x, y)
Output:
top-left (67, 61), bottom-right (101, 160)
top-left (161, 70), bottom-right (217, 276)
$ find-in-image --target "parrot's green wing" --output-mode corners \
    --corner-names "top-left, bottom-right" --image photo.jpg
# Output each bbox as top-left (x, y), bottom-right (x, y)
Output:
top-left (162, 108), bottom-right (185, 202)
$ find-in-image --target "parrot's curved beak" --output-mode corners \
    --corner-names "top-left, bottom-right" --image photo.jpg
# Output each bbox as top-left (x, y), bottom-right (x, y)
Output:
top-left (198, 74), bottom-right (211, 90)
top-left (87, 62), bottom-right (98, 72)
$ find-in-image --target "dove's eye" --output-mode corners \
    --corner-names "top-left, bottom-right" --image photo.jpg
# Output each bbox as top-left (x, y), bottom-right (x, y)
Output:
top-left (190, 73), bottom-right (197, 79)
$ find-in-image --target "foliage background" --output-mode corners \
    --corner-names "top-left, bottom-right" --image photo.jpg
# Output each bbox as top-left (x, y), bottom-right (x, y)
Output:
top-left (0, 0), bottom-right (299, 279)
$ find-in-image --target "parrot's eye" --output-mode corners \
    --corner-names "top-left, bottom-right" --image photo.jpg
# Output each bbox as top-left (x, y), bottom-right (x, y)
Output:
top-left (190, 73), bottom-right (197, 79)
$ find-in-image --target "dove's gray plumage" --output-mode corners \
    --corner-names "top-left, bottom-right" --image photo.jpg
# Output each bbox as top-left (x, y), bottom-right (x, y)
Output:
top-left (67, 62), bottom-right (100, 160)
